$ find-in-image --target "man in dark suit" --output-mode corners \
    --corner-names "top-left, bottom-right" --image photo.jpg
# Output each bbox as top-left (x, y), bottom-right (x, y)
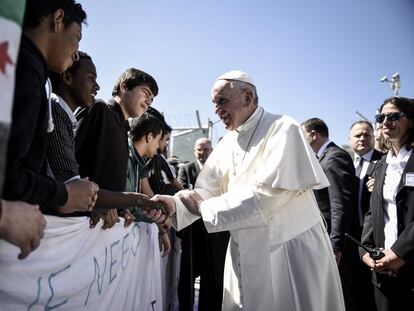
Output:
top-left (349, 120), bottom-right (383, 311)
top-left (349, 121), bottom-right (384, 229)
top-left (302, 118), bottom-right (359, 311)
top-left (177, 138), bottom-right (230, 311)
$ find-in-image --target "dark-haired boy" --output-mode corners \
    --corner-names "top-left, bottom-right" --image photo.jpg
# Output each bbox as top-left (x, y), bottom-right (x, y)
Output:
top-left (127, 113), bottom-right (173, 256)
top-left (126, 114), bottom-right (163, 214)
top-left (48, 55), bottom-right (162, 223)
top-left (76, 68), bottom-right (165, 227)
top-left (145, 107), bottom-right (183, 195)
top-left (3, 0), bottom-right (98, 216)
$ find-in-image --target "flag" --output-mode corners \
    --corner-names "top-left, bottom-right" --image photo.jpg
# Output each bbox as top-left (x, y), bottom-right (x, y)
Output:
top-left (0, 0), bottom-right (25, 195)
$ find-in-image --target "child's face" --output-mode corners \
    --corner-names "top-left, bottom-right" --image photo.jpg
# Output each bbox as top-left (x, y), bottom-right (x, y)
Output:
top-left (50, 21), bottom-right (82, 73)
top-left (146, 132), bottom-right (162, 158)
top-left (159, 132), bottom-right (169, 153)
top-left (70, 58), bottom-right (100, 108)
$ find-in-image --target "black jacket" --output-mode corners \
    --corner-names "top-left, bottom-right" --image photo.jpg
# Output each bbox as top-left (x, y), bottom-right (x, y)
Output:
top-left (3, 35), bottom-right (68, 211)
top-left (313, 142), bottom-right (358, 251)
top-left (361, 152), bottom-right (414, 290)
top-left (358, 149), bottom-right (385, 222)
top-left (75, 99), bottom-right (129, 191)
top-left (147, 154), bottom-right (177, 196)
top-left (177, 161), bottom-right (200, 190)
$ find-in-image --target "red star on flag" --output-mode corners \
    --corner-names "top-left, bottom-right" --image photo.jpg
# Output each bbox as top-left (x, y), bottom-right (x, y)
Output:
top-left (0, 41), bottom-right (14, 74)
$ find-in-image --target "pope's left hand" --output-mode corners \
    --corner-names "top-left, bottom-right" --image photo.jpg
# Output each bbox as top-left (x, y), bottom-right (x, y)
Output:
top-left (177, 190), bottom-right (203, 216)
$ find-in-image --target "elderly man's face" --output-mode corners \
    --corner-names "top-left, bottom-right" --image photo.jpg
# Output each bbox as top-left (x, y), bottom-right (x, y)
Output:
top-left (211, 80), bottom-right (252, 130)
top-left (194, 140), bottom-right (212, 164)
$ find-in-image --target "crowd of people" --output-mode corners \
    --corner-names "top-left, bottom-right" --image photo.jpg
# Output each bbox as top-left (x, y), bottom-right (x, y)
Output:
top-left (0, 1), bottom-right (413, 311)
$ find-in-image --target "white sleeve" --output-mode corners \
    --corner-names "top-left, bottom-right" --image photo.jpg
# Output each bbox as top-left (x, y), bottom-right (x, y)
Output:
top-left (172, 196), bottom-right (200, 231)
top-left (199, 183), bottom-right (298, 233)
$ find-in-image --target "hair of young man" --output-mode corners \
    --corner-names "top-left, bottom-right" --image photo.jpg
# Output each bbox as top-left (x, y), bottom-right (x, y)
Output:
top-left (377, 96), bottom-right (414, 151)
top-left (228, 80), bottom-right (259, 106)
top-left (23, 0), bottom-right (87, 29)
top-left (111, 68), bottom-right (159, 97)
top-left (349, 120), bottom-right (374, 132)
top-left (49, 51), bottom-right (91, 90)
top-left (302, 118), bottom-right (329, 138)
top-left (145, 107), bottom-right (172, 134)
top-left (129, 114), bottom-right (163, 143)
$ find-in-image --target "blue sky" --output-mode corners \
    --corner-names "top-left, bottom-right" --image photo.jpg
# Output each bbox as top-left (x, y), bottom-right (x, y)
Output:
top-left (80, 0), bottom-right (414, 146)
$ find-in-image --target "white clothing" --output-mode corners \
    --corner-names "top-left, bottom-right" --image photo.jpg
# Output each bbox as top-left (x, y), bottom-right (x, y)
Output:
top-left (383, 146), bottom-right (412, 249)
top-left (174, 107), bottom-right (345, 310)
top-left (51, 93), bottom-right (77, 124)
top-left (354, 149), bottom-right (374, 222)
top-left (196, 159), bottom-right (204, 170)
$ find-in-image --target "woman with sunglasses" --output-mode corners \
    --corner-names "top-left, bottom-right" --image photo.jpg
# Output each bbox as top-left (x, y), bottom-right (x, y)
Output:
top-left (360, 96), bottom-right (414, 311)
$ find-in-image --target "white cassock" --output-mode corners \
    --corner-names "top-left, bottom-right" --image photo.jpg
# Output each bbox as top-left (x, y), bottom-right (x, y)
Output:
top-left (174, 106), bottom-right (345, 311)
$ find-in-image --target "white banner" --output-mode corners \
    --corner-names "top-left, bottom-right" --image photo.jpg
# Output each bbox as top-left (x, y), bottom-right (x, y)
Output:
top-left (0, 216), bottom-right (162, 311)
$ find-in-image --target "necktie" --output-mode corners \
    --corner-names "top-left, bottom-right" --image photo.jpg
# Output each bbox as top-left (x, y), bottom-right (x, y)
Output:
top-left (355, 156), bottom-right (365, 225)
top-left (355, 156), bottom-right (363, 178)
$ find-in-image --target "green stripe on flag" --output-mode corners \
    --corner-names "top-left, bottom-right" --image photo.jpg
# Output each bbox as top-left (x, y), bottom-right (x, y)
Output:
top-left (0, 0), bottom-right (26, 26)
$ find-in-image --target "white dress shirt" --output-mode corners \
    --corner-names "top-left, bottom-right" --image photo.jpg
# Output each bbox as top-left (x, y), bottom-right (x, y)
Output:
top-left (383, 146), bottom-right (412, 249)
top-left (354, 149), bottom-right (374, 224)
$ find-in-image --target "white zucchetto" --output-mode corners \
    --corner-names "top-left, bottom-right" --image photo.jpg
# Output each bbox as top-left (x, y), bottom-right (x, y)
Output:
top-left (216, 70), bottom-right (256, 87)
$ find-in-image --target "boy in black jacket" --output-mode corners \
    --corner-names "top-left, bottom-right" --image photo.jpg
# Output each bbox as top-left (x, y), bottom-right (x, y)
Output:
top-left (3, 0), bottom-right (98, 216)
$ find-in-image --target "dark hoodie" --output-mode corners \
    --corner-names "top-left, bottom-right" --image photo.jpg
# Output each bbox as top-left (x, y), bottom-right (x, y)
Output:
top-left (2, 34), bottom-right (68, 211)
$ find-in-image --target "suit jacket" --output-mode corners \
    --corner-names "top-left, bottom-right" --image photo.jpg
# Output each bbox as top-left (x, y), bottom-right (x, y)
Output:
top-left (177, 161), bottom-right (200, 190)
top-left (313, 142), bottom-right (358, 251)
top-left (358, 149), bottom-right (385, 220)
top-left (361, 152), bottom-right (414, 289)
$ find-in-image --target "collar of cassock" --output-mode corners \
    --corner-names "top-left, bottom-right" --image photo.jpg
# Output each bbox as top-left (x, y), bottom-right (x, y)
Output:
top-left (236, 106), bottom-right (263, 134)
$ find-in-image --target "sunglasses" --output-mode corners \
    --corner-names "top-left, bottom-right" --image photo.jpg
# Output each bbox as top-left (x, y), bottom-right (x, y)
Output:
top-left (375, 112), bottom-right (405, 124)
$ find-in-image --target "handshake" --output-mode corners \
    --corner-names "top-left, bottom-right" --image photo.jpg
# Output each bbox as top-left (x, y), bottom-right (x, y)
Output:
top-left (146, 190), bottom-right (204, 221)
top-left (88, 190), bottom-right (203, 229)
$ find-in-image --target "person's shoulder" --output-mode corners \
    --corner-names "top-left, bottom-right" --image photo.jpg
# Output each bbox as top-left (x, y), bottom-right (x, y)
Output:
top-left (89, 99), bottom-right (108, 112)
top-left (325, 142), bottom-right (344, 155)
top-left (372, 149), bottom-right (386, 160)
top-left (263, 110), bottom-right (299, 127)
top-left (330, 142), bottom-right (348, 154)
top-left (264, 111), bottom-right (302, 135)
top-left (181, 161), bottom-right (195, 170)
top-left (326, 143), bottom-right (353, 164)
top-left (82, 99), bottom-right (113, 121)
top-left (17, 36), bottom-right (46, 79)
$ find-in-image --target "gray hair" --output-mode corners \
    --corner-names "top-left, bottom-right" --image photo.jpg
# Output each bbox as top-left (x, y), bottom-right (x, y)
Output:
top-left (228, 80), bottom-right (259, 106)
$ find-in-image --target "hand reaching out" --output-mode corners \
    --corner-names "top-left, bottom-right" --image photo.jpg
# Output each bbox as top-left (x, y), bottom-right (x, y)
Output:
top-left (177, 190), bottom-right (203, 216)
top-left (60, 178), bottom-right (99, 214)
top-left (146, 195), bottom-right (177, 223)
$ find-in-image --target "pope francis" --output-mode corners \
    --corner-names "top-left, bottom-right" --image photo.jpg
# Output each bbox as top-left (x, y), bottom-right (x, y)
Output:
top-left (153, 70), bottom-right (345, 311)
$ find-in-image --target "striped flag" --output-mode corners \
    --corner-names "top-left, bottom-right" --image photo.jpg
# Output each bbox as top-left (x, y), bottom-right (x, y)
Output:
top-left (0, 0), bottom-right (25, 195)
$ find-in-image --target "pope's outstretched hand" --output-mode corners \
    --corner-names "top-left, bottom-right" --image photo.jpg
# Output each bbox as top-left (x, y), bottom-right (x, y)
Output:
top-left (176, 190), bottom-right (203, 216)
top-left (150, 195), bottom-right (176, 217)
